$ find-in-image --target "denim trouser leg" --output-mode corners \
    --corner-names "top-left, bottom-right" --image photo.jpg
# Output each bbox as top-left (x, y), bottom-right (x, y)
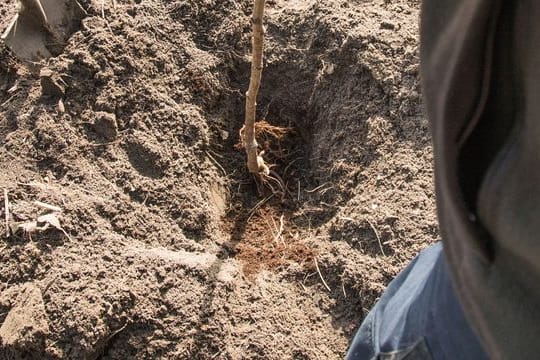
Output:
top-left (346, 243), bottom-right (488, 360)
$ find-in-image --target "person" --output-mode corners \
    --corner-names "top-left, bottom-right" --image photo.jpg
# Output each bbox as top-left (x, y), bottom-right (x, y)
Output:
top-left (347, 1), bottom-right (540, 359)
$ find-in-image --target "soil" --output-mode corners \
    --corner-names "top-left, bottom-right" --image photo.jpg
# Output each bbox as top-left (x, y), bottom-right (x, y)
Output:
top-left (0, 0), bottom-right (438, 359)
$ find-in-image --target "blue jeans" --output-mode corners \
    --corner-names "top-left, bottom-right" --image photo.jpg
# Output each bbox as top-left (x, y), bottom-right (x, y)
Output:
top-left (346, 243), bottom-right (488, 360)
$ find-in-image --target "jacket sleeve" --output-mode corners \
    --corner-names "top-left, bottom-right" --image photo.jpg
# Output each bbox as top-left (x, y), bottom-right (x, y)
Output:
top-left (421, 0), bottom-right (540, 358)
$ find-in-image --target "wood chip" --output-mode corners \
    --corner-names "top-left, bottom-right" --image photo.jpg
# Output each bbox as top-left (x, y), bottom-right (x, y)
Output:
top-left (37, 213), bottom-right (61, 229)
top-left (18, 221), bottom-right (39, 233)
top-left (34, 200), bottom-right (62, 213)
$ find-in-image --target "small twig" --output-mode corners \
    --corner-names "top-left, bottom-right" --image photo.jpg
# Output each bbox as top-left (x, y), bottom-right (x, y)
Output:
top-left (34, 200), bottom-right (62, 213)
top-left (263, 215), bottom-right (276, 236)
top-left (205, 151), bottom-right (227, 176)
top-left (247, 194), bottom-right (274, 222)
top-left (86, 140), bottom-right (121, 147)
top-left (109, 322), bottom-right (128, 339)
top-left (319, 185), bottom-right (333, 196)
top-left (4, 189), bottom-right (9, 238)
top-left (366, 219), bottom-right (386, 256)
top-left (99, 321), bottom-right (129, 356)
top-left (320, 201), bottom-right (338, 208)
top-left (277, 214), bottom-right (284, 242)
top-left (340, 270), bottom-right (347, 298)
top-left (34, 0), bottom-right (49, 22)
top-left (0, 93), bottom-right (18, 108)
top-left (206, 149), bottom-right (224, 159)
top-left (17, 181), bottom-right (49, 188)
top-left (101, 0), bottom-right (106, 18)
top-left (314, 258), bottom-right (331, 292)
top-left (41, 275), bottom-right (58, 295)
top-left (101, 0), bottom-right (114, 34)
top-left (305, 182), bottom-right (331, 193)
top-left (273, 214), bottom-right (284, 243)
top-left (282, 157), bottom-right (302, 176)
top-left (141, 193), bottom-right (149, 206)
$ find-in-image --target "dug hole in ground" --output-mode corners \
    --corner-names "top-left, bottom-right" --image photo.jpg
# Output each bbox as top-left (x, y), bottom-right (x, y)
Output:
top-left (0, 0), bottom-right (437, 358)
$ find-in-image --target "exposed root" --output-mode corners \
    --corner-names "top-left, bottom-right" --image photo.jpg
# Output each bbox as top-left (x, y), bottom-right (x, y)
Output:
top-left (238, 124), bottom-right (270, 176)
top-left (256, 150), bottom-right (270, 176)
top-left (238, 121), bottom-right (293, 197)
top-left (261, 170), bottom-right (287, 198)
top-left (255, 120), bottom-right (294, 161)
top-left (254, 120), bottom-right (292, 140)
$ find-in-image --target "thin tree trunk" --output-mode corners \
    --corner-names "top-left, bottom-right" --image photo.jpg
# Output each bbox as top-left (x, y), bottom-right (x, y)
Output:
top-left (244, 0), bottom-right (266, 174)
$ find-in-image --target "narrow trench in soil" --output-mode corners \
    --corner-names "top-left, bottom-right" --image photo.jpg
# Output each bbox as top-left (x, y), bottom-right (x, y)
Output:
top-left (219, 111), bottom-right (319, 276)
top-left (206, 63), bottom-right (332, 277)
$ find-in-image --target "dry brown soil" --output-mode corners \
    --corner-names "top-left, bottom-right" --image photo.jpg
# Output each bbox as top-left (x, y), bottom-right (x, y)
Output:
top-left (0, 0), bottom-right (438, 358)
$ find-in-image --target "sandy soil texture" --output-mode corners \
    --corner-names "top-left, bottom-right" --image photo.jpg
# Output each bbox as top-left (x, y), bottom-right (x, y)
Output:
top-left (0, 0), bottom-right (437, 358)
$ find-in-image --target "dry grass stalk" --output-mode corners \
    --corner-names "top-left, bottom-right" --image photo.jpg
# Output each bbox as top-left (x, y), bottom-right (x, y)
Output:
top-left (4, 189), bottom-right (9, 238)
top-left (314, 257), bottom-right (331, 292)
top-left (366, 218), bottom-right (386, 256)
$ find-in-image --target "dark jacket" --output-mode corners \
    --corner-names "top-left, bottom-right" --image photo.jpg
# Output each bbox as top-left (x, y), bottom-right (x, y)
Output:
top-left (421, 0), bottom-right (540, 358)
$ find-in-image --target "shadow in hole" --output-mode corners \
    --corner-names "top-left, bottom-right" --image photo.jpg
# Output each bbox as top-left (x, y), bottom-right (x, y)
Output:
top-left (225, 31), bottom-right (429, 173)
top-left (222, 59), bottom-right (388, 228)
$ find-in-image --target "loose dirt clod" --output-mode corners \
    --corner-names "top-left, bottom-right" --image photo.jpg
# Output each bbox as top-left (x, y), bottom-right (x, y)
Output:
top-left (39, 68), bottom-right (65, 98)
top-left (0, 283), bottom-right (49, 356)
top-left (94, 111), bottom-right (118, 141)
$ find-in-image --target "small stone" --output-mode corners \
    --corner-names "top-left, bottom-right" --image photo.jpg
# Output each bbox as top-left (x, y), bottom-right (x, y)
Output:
top-left (380, 21), bottom-right (396, 30)
top-left (94, 112), bottom-right (118, 141)
top-left (220, 130), bottom-right (229, 140)
top-left (57, 99), bottom-right (65, 113)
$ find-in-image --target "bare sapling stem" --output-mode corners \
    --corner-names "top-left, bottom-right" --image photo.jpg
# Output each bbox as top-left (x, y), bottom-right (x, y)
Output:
top-left (244, 0), bottom-right (269, 175)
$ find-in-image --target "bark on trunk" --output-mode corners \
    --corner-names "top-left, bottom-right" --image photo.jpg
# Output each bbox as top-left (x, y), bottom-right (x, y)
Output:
top-left (244, 0), bottom-right (266, 174)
